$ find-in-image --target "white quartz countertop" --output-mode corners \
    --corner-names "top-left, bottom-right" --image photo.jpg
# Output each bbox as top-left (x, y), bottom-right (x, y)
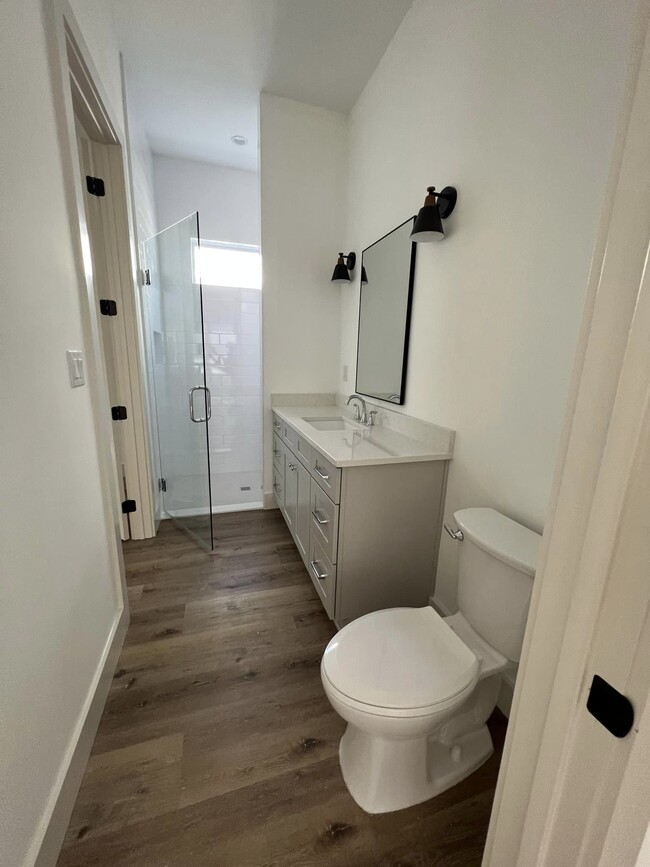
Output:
top-left (273, 405), bottom-right (454, 468)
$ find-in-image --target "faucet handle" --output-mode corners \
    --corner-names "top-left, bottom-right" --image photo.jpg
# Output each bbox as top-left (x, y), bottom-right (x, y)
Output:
top-left (366, 410), bottom-right (377, 426)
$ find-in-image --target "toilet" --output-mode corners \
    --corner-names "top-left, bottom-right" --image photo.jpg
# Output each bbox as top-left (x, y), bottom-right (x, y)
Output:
top-left (321, 507), bottom-right (541, 814)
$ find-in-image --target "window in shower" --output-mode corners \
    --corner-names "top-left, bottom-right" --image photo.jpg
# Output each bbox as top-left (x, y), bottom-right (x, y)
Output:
top-left (197, 241), bottom-right (263, 512)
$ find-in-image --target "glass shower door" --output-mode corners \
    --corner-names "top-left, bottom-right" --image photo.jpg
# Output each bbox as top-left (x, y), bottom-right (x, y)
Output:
top-left (145, 213), bottom-right (213, 550)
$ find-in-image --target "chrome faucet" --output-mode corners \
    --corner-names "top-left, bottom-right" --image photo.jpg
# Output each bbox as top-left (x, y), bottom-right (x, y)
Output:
top-left (346, 394), bottom-right (377, 426)
top-left (346, 394), bottom-right (367, 424)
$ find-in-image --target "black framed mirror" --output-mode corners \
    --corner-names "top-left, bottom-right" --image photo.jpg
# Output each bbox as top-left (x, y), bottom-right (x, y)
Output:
top-left (355, 217), bottom-right (416, 405)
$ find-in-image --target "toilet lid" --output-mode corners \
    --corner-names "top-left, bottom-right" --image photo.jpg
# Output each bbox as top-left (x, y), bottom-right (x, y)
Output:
top-left (322, 607), bottom-right (479, 711)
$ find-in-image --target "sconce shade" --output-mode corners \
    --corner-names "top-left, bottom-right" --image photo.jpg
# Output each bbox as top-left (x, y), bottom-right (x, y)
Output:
top-left (410, 186), bottom-right (457, 243)
top-left (331, 252), bottom-right (356, 283)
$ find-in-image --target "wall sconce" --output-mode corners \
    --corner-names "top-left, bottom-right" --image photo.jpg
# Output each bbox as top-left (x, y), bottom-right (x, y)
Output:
top-left (361, 265), bottom-right (368, 285)
top-left (410, 185), bottom-right (457, 242)
top-left (331, 251), bottom-right (356, 283)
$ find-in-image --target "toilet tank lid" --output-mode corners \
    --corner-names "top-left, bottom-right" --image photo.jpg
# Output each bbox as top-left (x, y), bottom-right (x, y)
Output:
top-left (454, 508), bottom-right (541, 576)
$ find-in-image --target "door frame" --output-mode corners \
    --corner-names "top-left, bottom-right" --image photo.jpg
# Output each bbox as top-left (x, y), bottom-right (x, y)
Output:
top-left (484, 2), bottom-right (650, 862)
top-left (43, 0), bottom-right (155, 542)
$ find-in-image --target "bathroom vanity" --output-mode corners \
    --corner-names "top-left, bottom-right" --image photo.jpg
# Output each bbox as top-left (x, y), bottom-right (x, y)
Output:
top-left (272, 405), bottom-right (454, 627)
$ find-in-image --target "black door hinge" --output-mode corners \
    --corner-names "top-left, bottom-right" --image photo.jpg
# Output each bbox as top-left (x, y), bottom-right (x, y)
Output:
top-left (86, 175), bottom-right (106, 197)
top-left (587, 674), bottom-right (634, 738)
top-left (159, 477), bottom-right (167, 492)
top-left (111, 405), bottom-right (128, 421)
top-left (100, 299), bottom-right (117, 316)
top-left (143, 269), bottom-right (151, 286)
top-left (121, 499), bottom-right (137, 514)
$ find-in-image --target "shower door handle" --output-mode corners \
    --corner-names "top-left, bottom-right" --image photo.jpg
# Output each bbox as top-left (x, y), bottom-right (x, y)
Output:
top-left (189, 386), bottom-right (211, 423)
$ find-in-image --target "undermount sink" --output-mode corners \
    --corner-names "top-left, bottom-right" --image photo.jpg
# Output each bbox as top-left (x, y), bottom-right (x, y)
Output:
top-left (302, 416), bottom-right (355, 431)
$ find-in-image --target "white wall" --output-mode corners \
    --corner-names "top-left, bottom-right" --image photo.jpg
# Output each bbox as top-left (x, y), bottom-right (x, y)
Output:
top-left (340, 0), bottom-right (638, 613)
top-left (153, 155), bottom-right (259, 245)
top-left (0, 2), bottom-right (156, 864)
top-left (124, 72), bottom-right (158, 258)
top-left (260, 94), bottom-right (348, 495)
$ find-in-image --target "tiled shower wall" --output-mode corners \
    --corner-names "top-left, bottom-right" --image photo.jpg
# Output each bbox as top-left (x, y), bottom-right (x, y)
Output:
top-left (202, 285), bottom-right (262, 509)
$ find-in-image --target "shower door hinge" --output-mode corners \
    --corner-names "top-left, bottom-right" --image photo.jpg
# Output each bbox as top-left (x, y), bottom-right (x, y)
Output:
top-left (142, 268), bottom-right (151, 286)
top-left (159, 478), bottom-right (167, 492)
top-left (121, 499), bottom-right (137, 514)
top-left (100, 299), bottom-right (117, 316)
top-left (111, 405), bottom-right (128, 421)
top-left (85, 175), bottom-right (106, 197)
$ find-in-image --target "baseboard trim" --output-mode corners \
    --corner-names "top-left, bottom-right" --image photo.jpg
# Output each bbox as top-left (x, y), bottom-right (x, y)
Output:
top-left (263, 492), bottom-right (279, 510)
top-left (34, 606), bottom-right (129, 867)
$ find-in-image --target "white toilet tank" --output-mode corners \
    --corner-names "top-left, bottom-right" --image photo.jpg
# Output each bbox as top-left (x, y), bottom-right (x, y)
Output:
top-left (454, 508), bottom-right (541, 662)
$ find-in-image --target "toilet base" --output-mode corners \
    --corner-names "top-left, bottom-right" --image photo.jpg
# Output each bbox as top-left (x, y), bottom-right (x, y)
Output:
top-left (339, 723), bottom-right (494, 814)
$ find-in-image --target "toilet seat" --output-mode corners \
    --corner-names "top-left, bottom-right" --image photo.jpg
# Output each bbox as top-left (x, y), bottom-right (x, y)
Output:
top-left (322, 607), bottom-right (480, 717)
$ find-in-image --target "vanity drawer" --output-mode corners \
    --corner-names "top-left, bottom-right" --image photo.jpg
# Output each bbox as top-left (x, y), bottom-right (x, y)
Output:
top-left (310, 447), bottom-right (341, 503)
top-left (308, 531), bottom-right (336, 619)
top-left (272, 463), bottom-right (284, 510)
top-left (272, 412), bottom-right (283, 438)
top-left (310, 481), bottom-right (339, 563)
top-left (272, 433), bottom-right (283, 470)
top-left (295, 432), bottom-right (312, 468)
top-left (282, 420), bottom-right (297, 450)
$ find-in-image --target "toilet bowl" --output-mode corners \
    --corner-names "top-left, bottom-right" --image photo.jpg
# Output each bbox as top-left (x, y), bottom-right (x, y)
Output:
top-left (321, 507), bottom-right (541, 814)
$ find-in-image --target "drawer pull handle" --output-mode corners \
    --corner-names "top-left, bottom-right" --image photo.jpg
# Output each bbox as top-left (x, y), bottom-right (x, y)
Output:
top-left (274, 420), bottom-right (281, 429)
top-left (288, 463), bottom-right (296, 471)
top-left (314, 464), bottom-right (330, 481)
top-left (311, 509), bottom-right (329, 526)
top-left (273, 449), bottom-right (280, 458)
top-left (273, 483), bottom-right (281, 493)
top-left (310, 560), bottom-right (327, 581)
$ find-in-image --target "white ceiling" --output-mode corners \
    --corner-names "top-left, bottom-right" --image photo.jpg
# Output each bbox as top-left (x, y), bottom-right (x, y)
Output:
top-left (112, 0), bottom-right (413, 171)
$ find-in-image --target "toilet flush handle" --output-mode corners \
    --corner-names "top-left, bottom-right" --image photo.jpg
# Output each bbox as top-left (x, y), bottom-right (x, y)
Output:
top-left (444, 523), bottom-right (464, 541)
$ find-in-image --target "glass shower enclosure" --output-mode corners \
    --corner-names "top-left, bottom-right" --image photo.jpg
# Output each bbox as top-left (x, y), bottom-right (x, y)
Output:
top-left (145, 213), bottom-right (214, 550)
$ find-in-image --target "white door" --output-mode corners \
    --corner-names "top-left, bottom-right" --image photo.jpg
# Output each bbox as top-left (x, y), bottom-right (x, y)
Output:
top-left (284, 445), bottom-right (297, 532)
top-left (77, 133), bottom-right (130, 539)
top-left (76, 133), bottom-right (155, 541)
top-left (534, 265), bottom-right (650, 865)
top-left (295, 461), bottom-right (311, 561)
top-left (485, 10), bottom-right (650, 864)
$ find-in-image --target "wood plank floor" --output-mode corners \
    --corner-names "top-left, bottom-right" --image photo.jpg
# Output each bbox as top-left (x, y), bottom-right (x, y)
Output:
top-left (57, 510), bottom-right (506, 867)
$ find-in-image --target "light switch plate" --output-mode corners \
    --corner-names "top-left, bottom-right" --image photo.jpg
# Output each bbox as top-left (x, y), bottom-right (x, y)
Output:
top-left (67, 350), bottom-right (85, 387)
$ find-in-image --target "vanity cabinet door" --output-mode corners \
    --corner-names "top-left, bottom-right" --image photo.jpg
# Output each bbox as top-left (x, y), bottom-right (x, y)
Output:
top-left (294, 461), bottom-right (311, 562)
top-left (284, 448), bottom-right (298, 532)
top-left (272, 433), bottom-right (283, 471)
top-left (273, 458), bottom-right (284, 510)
